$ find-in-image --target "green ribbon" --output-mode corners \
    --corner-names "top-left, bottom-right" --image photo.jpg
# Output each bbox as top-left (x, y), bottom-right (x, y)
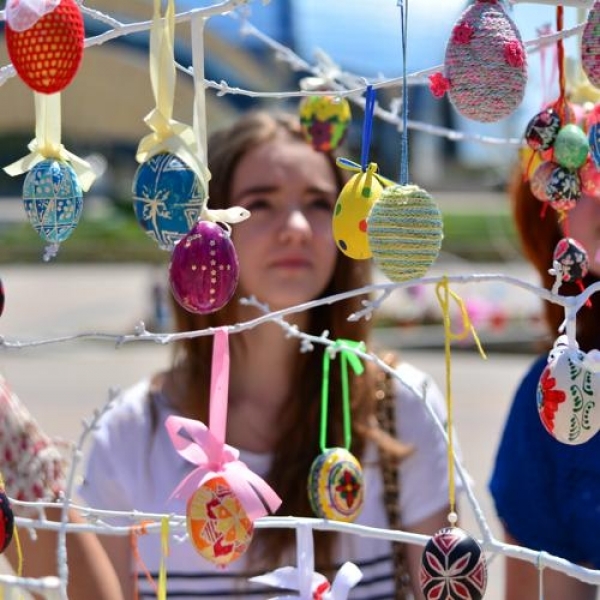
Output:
top-left (320, 339), bottom-right (366, 452)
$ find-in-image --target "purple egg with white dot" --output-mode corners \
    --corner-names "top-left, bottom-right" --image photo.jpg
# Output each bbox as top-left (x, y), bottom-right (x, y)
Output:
top-left (169, 220), bottom-right (239, 314)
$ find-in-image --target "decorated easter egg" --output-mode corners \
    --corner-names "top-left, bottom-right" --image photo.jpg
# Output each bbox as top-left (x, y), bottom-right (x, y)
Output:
top-left (546, 165), bottom-right (580, 210)
top-left (588, 121), bottom-right (600, 169)
top-left (419, 527), bottom-right (487, 600)
top-left (552, 237), bottom-right (589, 283)
top-left (537, 339), bottom-right (600, 445)
top-left (132, 152), bottom-right (205, 251)
top-left (0, 278), bottom-right (4, 318)
top-left (186, 476), bottom-right (253, 566)
top-left (22, 158), bottom-right (83, 244)
top-left (444, 0), bottom-right (527, 122)
top-left (169, 220), bottom-right (239, 314)
top-left (308, 448), bottom-right (364, 522)
top-left (529, 161), bottom-right (556, 202)
top-left (332, 169), bottom-right (383, 259)
top-left (582, 1), bottom-right (600, 88)
top-left (0, 490), bottom-right (14, 554)
top-left (525, 108), bottom-right (561, 151)
top-left (553, 124), bottom-right (590, 170)
top-left (299, 96), bottom-right (351, 152)
top-left (367, 184), bottom-right (443, 283)
top-left (5, 0), bottom-right (84, 94)
top-left (580, 158), bottom-right (600, 198)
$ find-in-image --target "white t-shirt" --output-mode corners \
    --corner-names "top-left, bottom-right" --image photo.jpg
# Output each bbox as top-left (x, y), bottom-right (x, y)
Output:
top-left (79, 363), bottom-right (463, 599)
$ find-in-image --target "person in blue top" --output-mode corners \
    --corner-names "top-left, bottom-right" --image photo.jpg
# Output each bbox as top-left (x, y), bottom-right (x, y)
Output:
top-left (489, 147), bottom-right (600, 599)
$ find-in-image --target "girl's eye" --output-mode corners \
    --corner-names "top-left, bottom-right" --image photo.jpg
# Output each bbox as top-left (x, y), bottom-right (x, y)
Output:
top-left (243, 198), bottom-right (271, 211)
top-left (309, 197), bottom-right (335, 211)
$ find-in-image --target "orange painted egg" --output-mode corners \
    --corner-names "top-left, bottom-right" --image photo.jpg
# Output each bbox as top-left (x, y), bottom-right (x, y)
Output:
top-left (186, 476), bottom-right (253, 566)
top-left (332, 170), bottom-right (383, 260)
top-left (308, 448), bottom-right (364, 522)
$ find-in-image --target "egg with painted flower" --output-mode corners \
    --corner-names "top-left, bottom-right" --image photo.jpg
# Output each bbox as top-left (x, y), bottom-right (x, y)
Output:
top-left (332, 168), bottom-right (383, 259)
top-left (419, 527), bottom-right (487, 600)
top-left (22, 158), bottom-right (83, 246)
top-left (0, 490), bottom-right (14, 554)
top-left (132, 152), bottom-right (205, 251)
top-left (308, 447), bottom-right (364, 522)
top-left (186, 476), bottom-right (253, 566)
top-left (552, 237), bottom-right (589, 284)
top-left (299, 96), bottom-right (351, 152)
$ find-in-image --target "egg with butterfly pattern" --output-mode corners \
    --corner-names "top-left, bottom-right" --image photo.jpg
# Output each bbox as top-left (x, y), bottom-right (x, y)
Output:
top-left (132, 152), bottom-right (205, 251)
top-left (22, 158), bottom-right (83, 246)
top-left (186, 476), bottom-right (253, 566)
top-left (308, 447), bottom-right (364, 522)
top-left (419, 527), bottom-right (487, 600)
top-left (0, 490), bottom-right (14, 554)
top-left (169, 220), bottom-right (239, 314)
top-left (299, 95), bottom-right (351, 152)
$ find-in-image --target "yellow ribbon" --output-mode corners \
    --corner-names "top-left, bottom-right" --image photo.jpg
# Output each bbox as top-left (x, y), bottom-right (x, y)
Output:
top-left (435, 277), bottom-right (486, 520)
top-left (136, 0), bottom-right (209, 196)
top-left (335, 157), bottom-right (396, 188)
top-left (157, 517), bottom-right (169, 600)
top-left (4, 93), bottom-right (96, 191)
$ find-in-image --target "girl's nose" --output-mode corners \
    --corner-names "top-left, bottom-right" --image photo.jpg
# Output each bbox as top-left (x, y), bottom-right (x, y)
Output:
top-left (279, 208), bottom-right (311, 241)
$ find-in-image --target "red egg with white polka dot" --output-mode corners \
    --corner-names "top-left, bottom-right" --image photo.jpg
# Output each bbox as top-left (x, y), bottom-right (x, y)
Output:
top-left (169, 220), bottom-right (239, 314)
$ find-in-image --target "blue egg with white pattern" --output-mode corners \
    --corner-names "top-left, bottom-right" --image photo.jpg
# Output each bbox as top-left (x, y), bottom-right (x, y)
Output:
top-left (588, 122), bottom-right (600, 169)
top-left (132, 152), bottom-right (206, 251)
top-left (22, 159), bottom-right (83, 244)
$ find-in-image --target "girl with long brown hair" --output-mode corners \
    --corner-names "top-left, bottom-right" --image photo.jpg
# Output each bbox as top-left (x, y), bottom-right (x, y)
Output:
top-left (80, 110), bottom-right (463, 599)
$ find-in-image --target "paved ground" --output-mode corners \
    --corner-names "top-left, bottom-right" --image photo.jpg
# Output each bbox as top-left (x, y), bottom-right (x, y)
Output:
top-left (0, 263), bottom-right (543, 599)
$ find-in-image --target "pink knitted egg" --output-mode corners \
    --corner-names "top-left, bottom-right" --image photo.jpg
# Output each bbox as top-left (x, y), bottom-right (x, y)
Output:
top-left (169, 221), bottom-right (239, 314)
top-left (444, 0), bottom-right (527, 122)
top-left (582, 1), bottom-right (600, 88)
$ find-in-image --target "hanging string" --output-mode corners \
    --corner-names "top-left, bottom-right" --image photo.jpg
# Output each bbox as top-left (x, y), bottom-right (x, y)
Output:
top-left (435, 278), bottom-right (487, 522)
top-left (319, 340), bottom-right (365, 452)
top-left (157, 517), bottom-right (169, 600)
top-left (360, 85), bottom-right (376, 172)
top-left (398, 0), bottom-right (409, 185)
top-left (554, 6), bottom-right (567, 123)
top-left (130, 521), bottom-right (158, 599)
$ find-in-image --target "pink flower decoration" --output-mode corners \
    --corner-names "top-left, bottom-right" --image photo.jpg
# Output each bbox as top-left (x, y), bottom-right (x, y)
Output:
top-left (428, 72), bottom-right (451, 99)
top-left (504, 40), bottom-right (525, 68)
top-left (452, 22), bottom-right (474, 45)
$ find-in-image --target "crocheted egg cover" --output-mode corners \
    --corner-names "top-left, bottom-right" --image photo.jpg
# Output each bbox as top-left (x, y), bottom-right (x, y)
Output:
top-left (582, 1), bottom-right (600, 88)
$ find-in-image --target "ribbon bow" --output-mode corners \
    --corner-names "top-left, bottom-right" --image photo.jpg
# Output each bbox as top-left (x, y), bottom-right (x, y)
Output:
top-left (136, 0), bottom-right (209, 193)
top-left (165, 329), bottom-right (281, 520)
top-left (4, 93), bottom-right (96, 191)
top-left (335, 157), bottom-right (395, 187)
top-left (5, 0), bottom-right (60, 32)
top-left (249, 562), bottom-right (362, 600)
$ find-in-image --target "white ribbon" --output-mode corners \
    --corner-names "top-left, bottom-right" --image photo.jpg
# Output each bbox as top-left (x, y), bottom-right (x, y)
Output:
top-left (5, 0), bottom-right (60, 32)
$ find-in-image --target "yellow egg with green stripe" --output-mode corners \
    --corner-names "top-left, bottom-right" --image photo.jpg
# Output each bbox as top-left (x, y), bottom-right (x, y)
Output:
top-left (332, 165), bottom-right (383, 260)
top-left (308, 447), bottom-right (364, 522)
top-left (367, 184), bottom-right (443, 282)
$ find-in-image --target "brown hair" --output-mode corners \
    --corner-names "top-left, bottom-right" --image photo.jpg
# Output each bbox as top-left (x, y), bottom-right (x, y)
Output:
top-left (510, 165), bottom-right (600, 351)
top-left (166, 110), bottom-right (405, 570)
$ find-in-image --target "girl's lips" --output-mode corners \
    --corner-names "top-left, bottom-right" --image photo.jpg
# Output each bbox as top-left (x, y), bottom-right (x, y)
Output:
top-left (270, 257), bottom-right (312, 268)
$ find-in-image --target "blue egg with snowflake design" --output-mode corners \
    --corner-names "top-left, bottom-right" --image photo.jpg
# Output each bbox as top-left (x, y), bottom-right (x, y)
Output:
top-left (132, 152), bottom-right (206, 251)
top-left (22, 159), bottom-right (83, 245)
top-left (420, 527), bottom-right (487, 600)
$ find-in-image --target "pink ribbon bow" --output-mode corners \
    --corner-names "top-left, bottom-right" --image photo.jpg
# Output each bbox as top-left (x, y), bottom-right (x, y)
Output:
top-left (165, 328), bottom-right (281, 520)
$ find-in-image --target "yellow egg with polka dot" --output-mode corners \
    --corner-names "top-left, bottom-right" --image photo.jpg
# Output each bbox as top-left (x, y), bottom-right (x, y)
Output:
top-left (332, 165), bottom-right (384, 260)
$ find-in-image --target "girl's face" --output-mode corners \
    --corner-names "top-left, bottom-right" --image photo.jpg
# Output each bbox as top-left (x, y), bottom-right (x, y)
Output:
top-left (566, 193), bottom-right (600, 277)
top-left (230, 136), bottom-right (339, 312)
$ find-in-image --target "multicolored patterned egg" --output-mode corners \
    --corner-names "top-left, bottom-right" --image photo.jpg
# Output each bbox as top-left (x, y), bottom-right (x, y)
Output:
top-left (529, 161), bottom-right (556, 202)
top-left (553, 124), bottom-right (590, 170)
top-left (332, 169), bottom-right (383, 259)
top-left (552, 237), bottom-right (589, 283)
top-left (546, 165), bottom-right (581, 210)
top-left (0, 278), bottom-right (4, 318)
top-left (308, 448), bottom-right (364, 522)
top-left (419, 527), bottom-right (487, 600)
top-left (580, 158), bottom-right (600, 198)
top-left (367, 184), bottom-right (443, 283)
top-left (169, 220), bottom-right (239, 314)
top-left (22, 158), bottom-right (83, 244)
top-left (588, 120), bottom-right (600, 169)
top-left (186, 476), bottom-right (253, 566)
top-left (132, 152), bottom-right (205, 251)
top-left (582, 0), bottom-right (600, 88)
top-left (444, 0), bottom-right (527, 122)
top-left (299, 96), bottom-right (351, 152)
top-left (525, 108), bottom-right (561, 151)
top-left (5, 0), bottom-right (84, 94)
top-left (537, 340), bottom-right (600, 445)
top-left (0, 490), bottom-right (14, 554)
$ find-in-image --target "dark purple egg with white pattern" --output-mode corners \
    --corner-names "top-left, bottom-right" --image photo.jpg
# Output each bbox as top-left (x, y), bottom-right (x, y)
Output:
top-left (169, 220), bottom-right (239, 314)
top-left (552, 237), bottom-right (589, 283)
top-left (546, 165), bottom-right (580, 210)
top-left (420, 527), bottom-right (487, 600)
top-left (525, 108), bottom-right (561, 151)
top-left (0, 490), bottom-right (14, 554)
